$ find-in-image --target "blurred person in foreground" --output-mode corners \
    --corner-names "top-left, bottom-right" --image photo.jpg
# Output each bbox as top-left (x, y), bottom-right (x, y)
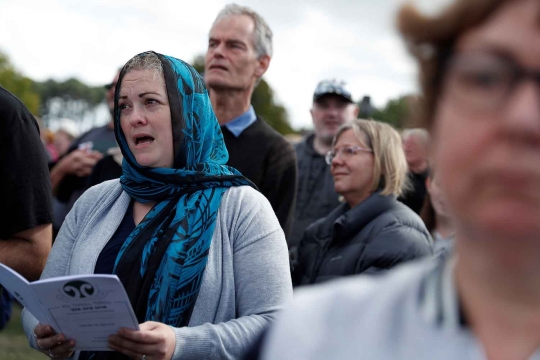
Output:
top-left (23, 51), bottom-right (292, 360)
top-left (259, 0), bottom-right (540, 359)
top-left (398, 128), bottom-right (430, 213)
top-left (289, 79), bottom-right (358, 251)
top-left (50, 70), bottom-right (120, 235)
top-left (292, 119), bottom-right (432, 286)
top-left (204, 4), bottom-right (297, 236)
top-left (0, 86), bottom-right (53, 327)
top-left (420, 166), bottom-right (455, 257)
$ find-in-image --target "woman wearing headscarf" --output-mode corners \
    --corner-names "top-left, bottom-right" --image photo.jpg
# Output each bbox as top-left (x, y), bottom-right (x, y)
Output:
top-left (23, 51), bottom-right (292, 360)
top-left (292, 119), bottom-right (432, 286)
top-left (259, 0), bottom-right (540, 359)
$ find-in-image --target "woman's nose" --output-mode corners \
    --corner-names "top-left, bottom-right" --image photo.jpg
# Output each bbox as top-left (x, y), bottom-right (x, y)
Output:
top-left (129, 106), bottom-right (147, 127)
top-left (332, 151), bottom-right (344, 166)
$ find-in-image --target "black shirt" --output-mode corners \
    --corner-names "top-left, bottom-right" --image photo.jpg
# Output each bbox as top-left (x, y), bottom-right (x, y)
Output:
top-left (94, 202), bottom-right (135, 274)
top-left (0, 86), bottom-right (53, 238)
top-left (398, 170), bottom-right (428, 214)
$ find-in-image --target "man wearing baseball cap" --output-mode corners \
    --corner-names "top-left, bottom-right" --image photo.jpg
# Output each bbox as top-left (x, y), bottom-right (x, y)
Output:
top-left (289, 79), bottom-right (359, 251)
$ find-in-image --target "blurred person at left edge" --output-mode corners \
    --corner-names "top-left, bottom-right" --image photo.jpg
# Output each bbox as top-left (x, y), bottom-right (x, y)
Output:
top-left (0, 86), bottom-right (53, 327)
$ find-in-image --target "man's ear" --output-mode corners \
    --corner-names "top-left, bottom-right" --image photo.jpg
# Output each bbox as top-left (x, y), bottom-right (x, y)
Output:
top-left (352, 104), bottom-right (360, 118)
top-left (254, 54), bottom-right (271, 78)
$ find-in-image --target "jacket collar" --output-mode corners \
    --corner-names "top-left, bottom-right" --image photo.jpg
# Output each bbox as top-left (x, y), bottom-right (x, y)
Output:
top-left (332, 193), bottom-right (397, 243)
top-left (299, 133), bottom-right (323, 157)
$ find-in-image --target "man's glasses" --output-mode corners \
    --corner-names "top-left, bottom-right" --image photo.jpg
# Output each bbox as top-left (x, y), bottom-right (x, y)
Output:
top-left (325, 145), bottom-right (373, 165)
top-left (443, 52), bottom-right (540, 111)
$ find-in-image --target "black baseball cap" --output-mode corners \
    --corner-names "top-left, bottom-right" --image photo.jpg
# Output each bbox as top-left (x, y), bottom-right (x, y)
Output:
top-left (313, 79), bottom-right (353, 103)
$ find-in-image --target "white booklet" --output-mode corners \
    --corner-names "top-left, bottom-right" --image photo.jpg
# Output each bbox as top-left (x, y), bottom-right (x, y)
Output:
top-left (0, 263), bottom-right (139, 351)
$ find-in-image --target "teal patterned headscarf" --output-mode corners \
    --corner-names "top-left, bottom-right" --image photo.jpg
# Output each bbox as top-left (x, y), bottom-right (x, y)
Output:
top-left (112, 51), bottom-right (253, 326)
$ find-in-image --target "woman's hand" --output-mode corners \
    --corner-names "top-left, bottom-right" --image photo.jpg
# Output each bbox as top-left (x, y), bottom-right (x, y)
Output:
top-left (33, 323), bottom-right (75, 359)
top-left (108, 321), bottom-right (176, 360)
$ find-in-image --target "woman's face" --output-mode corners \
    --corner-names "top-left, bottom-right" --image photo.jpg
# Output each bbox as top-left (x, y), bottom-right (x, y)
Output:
top-left (433, 0), bottom-right (540, 241)
top-left (119, 69), bottom-right (174, 168)
top-left (331, 129), bottom-right (374, 207)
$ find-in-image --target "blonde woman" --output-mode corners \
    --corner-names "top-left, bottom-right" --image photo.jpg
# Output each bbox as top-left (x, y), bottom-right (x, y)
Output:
top-left (292, 119), bottom-right (432, 286)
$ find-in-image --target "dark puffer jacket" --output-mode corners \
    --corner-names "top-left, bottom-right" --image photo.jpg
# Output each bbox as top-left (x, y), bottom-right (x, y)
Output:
top-left (292, 193), bottom-right (433, 286)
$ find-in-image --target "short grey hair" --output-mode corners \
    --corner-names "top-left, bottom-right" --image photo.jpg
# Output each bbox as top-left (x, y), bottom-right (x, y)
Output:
top-left (123, 52), bottom-right (164, 87)
top-left (212, 3), bottom-right (273, 58)
top-left (401, 128), bottom-right (429, 146)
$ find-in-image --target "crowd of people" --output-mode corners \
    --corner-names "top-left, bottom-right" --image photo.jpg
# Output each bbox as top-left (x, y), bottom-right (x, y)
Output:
top-left (1, 0), bottom-right (539, 359)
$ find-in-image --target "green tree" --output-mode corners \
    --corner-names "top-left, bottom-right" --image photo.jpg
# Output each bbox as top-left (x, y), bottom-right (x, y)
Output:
top-left (251, 80), bottom-right (293, 134)
top-left (34, 77), bottom-right (106, 127)
top-left (0, 51), bottom-right (40, 114)
top-left (370, 95), bottom-right (416, 129)
top-left (191, 55), bottom-right (205, 74)
top-left (191, 55), bottom-right (294, 135)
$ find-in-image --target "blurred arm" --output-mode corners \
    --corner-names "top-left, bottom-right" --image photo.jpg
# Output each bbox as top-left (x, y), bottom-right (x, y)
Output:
top-left (0, 223), bottom-right (52, 281)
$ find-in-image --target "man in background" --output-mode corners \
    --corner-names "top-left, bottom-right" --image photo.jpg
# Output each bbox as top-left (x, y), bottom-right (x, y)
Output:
top-left (0, 86), bottom-right (53, 328)
top-left (289, 80), bottom-right (358, 250)
top-left (398, 128), bottom-right (430, 214)
top-left (204, 4), bottom-right (297, 236)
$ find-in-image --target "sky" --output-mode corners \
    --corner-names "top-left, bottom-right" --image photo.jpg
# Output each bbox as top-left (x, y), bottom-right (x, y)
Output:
top-left (0, 0), bottom-right (451, 131)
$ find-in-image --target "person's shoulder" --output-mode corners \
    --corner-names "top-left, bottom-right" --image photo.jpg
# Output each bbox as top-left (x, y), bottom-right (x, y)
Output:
top-left (86, 124), bottom-right (111, 134)
top-left (304, 203), bottom-right (346, 238)
top-left (64, 179), bottom-right (125, 234)
top-left (0, 86), bottom-right (25, 110)
top-left (370, 201), bottom-right (431, 247)
top-left (296, 258), bottom-right (429, 303)
top-left (219, 186), bottom-right (281, 240)
top-left (0, 87), bottom-right (36, 130)
top-left (252, 116), bottom-right (293, 144)
top-left (374, 197), bottom-right (428, 230)
top-left (221, 186), bottom-right (274, 216)
top-left (285, 259), bottom-right (432, 313)
top-left (75, 124), bottom-right (112, 144)
top-left (263, 259), bottom-right (436, 357)
top-left (74, 179), bottom-right (122, 209)
top-left (293, 133), bottom-right (313, 153)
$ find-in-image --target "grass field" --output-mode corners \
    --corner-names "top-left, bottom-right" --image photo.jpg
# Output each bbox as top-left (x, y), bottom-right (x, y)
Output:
top-left (0, 303), bottom-right (47, 359)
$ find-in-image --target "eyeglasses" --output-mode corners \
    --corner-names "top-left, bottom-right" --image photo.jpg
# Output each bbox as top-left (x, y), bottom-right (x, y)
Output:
top-left (325, 145), bottom-right (372, 165)
top-left (443, 52), bottom-right (540, 111)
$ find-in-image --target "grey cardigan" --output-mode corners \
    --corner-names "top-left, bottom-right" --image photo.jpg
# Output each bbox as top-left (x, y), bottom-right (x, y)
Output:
top-left (23, 180), bottom-right (293, 359)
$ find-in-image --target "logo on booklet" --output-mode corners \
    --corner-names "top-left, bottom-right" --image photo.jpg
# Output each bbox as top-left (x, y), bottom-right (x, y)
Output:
top-left (62, 280), bottom-right (96, 299)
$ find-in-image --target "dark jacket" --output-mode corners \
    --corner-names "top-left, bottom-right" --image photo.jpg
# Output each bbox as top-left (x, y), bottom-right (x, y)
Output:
top-left (398, 170), bottom-right (428, 214)
top-left (222, 116), bottom-right (297, 237)
top-left (293, 193), bottom-right (432, 286)
top-left (289, 133), bottom-right (340, 249)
